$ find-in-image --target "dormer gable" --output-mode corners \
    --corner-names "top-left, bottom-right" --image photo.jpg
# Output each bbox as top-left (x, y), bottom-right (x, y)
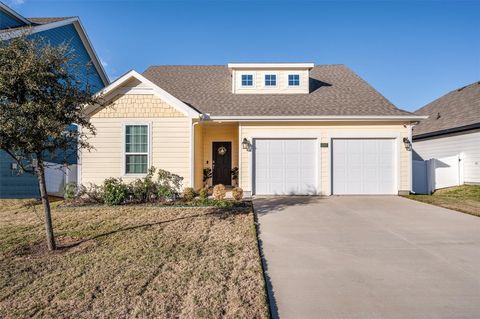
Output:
top-left (228, 63), bottom-right (314, 94)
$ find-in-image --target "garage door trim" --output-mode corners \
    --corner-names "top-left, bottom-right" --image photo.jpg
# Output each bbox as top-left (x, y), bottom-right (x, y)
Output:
top-left (251, 137), bottom-right (320, 195)
top-left (328, 133), bottom-right (400, 195)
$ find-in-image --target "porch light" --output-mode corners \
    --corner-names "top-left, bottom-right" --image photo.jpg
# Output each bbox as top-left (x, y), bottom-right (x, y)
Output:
top-left (242, 138), bottom-right (251, 151)
top-left (403, 137), bottom-right (412, 151)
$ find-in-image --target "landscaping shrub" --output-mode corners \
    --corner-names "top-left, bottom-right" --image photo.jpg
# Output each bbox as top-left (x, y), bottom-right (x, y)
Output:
top-left (103, 178), bottom-right (128, 205)
top-left (129, 168), bottom-right (157, 203)
top-left (158, 169), bottom-right (183, 195)
top-left (157, 185), bottom-right (174, 201)
top-left (64, 182), bottom-right (77, 200)
top-left (183, 187), bottom-right (196, 202)
top-left (76, 183), bottom-right (104, 204)
top-left (199, 187), bottom-right (209, 202)
top-left (232, 187), bottom-right (243, 201)
top-left (213, 184), bottom-right (226, 200)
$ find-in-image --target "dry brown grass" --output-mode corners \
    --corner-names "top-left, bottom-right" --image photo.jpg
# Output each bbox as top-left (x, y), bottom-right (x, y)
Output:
top-left (0, 200), bottom-right (269, 318)
top-left (404, 185), bottom-right (480, 217)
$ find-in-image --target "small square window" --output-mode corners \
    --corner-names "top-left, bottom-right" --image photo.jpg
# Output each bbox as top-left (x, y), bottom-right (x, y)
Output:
top-left (288, 74), bottom-right (300, 86)
top-left (241, 74), bottom-right (253, 86)
top-left (265, 74), bottom-right (277, 86)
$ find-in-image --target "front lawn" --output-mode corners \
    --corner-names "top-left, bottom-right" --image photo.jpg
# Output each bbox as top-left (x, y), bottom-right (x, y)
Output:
top-left (0, 200), bottom-right (269, 318)
top-left (404, 185), bottom-right (480, 217)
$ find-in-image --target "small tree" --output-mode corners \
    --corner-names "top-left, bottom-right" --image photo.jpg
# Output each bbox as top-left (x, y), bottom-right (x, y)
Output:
top-left (0, 34), bottom-right (101, 250)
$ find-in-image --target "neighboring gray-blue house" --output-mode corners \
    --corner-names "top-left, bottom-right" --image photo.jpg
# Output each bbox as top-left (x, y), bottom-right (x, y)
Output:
top-left (0, 2), bottom-right (109, 198)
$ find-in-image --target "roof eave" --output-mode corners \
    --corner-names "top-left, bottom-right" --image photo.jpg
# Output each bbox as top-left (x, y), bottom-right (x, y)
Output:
top-left (204, 115), bottom-right (428, 122)
top-left (413, 122), bottom-right (480, 140)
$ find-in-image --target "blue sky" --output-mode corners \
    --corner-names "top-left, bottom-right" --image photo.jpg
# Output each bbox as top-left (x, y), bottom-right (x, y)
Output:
top-left (9, 0), bottom-right (480, 112)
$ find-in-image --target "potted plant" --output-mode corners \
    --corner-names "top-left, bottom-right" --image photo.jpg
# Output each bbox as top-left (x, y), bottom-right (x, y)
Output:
top-left (203, 167), bottom-right (212, 187)
top-left (231, 167), bottom-right (239, 187)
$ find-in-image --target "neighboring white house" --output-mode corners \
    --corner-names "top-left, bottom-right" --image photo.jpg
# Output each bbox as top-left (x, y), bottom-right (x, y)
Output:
top-left (413, 81), bottom-right (480, 185)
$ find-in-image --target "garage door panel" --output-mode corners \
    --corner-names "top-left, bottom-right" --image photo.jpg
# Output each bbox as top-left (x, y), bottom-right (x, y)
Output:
top-left (333, 139), bottom-right (395, 195)
top-left (254, 139), bottom-right (317, 195)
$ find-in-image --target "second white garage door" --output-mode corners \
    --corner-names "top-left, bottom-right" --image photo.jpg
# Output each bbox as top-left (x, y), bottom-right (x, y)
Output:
top-left (254, 139), bottom-right (317, 195)
top-left (332, 138), bottom-right (396, 195)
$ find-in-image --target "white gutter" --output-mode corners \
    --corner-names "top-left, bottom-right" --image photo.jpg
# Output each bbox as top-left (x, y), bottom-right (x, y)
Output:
top-left (207, 115), bottom-right (428, 122)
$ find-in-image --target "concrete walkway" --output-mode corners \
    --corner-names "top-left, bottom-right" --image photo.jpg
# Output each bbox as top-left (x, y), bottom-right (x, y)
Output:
top-left (255, 196), bottom-right (480, 319)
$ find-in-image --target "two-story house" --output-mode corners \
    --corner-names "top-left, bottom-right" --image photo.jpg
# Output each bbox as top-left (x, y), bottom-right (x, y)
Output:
top-left (0, 2), bottom-right (109, 198)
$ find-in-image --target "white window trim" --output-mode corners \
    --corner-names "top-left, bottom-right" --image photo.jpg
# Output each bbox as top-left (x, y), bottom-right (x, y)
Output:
top-left (287, 73), bottom-right (300, 87)
top-left (240, 73), bottom-right (254, 87)
top-left (263, 72), bottom-right (278, 88)
top-left (121, 122), bottom-right (152, 177)
top-left (239, 72), bottom-right (256, 89)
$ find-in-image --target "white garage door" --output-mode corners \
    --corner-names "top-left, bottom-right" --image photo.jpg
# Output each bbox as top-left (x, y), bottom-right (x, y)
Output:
top-left (332, 138), bottom-right (396, 195)
top-left (254, 139), bottom-right (317, 195)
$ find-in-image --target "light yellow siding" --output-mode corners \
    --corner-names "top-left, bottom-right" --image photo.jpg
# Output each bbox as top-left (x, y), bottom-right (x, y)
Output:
top-left (81, 94), bottom-right (192, 188)
top-left (232, 69), bottom-right (309, 94)
top-left (239, 122), bottom-right (411, 195)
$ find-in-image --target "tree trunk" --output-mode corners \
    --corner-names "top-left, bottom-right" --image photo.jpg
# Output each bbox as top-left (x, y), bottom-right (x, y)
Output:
top-left (36, 160), bottom-right (56, 251)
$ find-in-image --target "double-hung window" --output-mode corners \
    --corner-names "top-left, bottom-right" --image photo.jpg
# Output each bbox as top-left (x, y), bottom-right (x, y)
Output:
top-left (288, 74), bottom-right (300, 86)
top-left (264, 74), bottom-right (277, 86)
top-left (241, 74), bottom-right (253, 87)
top-left (125, 124), bottom-right (149, 174)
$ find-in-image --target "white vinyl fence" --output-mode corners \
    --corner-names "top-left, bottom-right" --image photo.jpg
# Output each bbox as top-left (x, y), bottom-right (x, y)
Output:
top-left (45, 162), bottom-right (77, 197)
top-left (412, 154), bottom-right (464, 194)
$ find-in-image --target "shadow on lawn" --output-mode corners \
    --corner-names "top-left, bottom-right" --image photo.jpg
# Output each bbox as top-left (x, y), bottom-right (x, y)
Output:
top-left (58, 209), bottom-right (246, 250)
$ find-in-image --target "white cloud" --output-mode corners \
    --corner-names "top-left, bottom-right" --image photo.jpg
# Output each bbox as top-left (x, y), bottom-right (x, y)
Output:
top-left (9, 0), bottom-right (25, 6)
top-left (100, 58), bottom-right (108, 68)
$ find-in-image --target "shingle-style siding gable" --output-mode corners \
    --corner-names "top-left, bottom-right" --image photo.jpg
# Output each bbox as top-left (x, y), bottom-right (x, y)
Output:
top-left (0, 10), bottom-right (26, 29)
top-left (93, 94), bottom-right (186, 118)
top-left (31, 24), bottom-right (105, 93)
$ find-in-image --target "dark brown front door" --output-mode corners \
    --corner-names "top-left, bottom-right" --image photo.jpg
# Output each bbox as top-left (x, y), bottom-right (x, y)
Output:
top-left (212, 141), bottom-right (232, 186)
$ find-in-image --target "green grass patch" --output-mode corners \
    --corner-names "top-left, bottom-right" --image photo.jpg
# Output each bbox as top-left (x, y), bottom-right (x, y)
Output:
top-left (404, 185), bottom-right (480, 217)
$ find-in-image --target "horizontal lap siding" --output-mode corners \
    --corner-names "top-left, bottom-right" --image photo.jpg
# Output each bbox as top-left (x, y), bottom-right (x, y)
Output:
top-left (239, 122), bottom-right (410, 195)
top-left (413, 130), bottom-right (480, 183)
top-left (81, 94), bottom-right (191, 187)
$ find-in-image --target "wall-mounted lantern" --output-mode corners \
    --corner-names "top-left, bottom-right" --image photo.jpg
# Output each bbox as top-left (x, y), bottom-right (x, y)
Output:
top-left (403, 137), bottom-right (412, 151)
top-left (242, 138), bottom-right (252, 151)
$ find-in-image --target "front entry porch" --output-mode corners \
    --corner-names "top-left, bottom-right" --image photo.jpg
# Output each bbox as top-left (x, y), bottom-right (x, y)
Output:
top-left (193, 122), bottom-right (239, 190)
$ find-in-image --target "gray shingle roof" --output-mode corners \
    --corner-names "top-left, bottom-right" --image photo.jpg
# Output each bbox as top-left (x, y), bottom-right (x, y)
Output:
top-left (413, 81), bottom-right (480, 137)
top-left (28, 17), bottom-right (74, 25)
top-left (142, 65), bottom-right (413, 117)
top-left (0, 17), bottom-right (73, 35)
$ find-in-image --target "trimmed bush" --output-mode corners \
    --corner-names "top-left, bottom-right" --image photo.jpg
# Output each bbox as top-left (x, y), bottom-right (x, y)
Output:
top-left (129, 168), bottom-right (157, 203)
top-left (103, 178), bottom-right (128, 205)
top-left (199, 187), bottom-right (209, 202)
top-left (77, 183), bottom-right (104, 204)
top-left (157, 185), bottom-right (174, 200)
top-left (213, 184), bottom-right (226, 200)
top-left (64, 182), bottom-right (77, 200)
top-left (183, 187), bottom-right (196, 202)
top-left (232, 187), bottom-right (243, 201)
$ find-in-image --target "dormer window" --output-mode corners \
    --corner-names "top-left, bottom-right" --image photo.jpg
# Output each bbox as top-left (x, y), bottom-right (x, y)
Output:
top-left (264, 74), bottom-right (277, 86)
top-left (241, 74), bottom-right (253, 87)
top-left (288, 74), bottom-right (300, 86)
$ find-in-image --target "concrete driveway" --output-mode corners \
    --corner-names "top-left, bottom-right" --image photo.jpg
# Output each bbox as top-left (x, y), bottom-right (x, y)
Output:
top-left (254, 196), bottom-right (480, 319)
